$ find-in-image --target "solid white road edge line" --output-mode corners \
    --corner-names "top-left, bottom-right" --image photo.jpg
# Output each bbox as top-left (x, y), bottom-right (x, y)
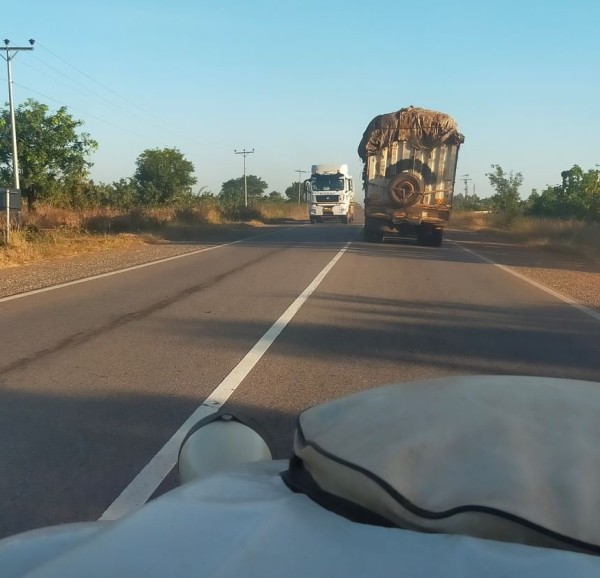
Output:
top-left (453, 241), bottom-right (600, 323)
top-left (0, 228), bottom-right (293, 304)
top-left (99, 241), bottom-right (352, 521)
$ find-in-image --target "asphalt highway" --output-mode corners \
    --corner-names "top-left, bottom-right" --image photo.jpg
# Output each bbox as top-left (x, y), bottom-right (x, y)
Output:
top-left (1, 219), bottom-right (598, 538)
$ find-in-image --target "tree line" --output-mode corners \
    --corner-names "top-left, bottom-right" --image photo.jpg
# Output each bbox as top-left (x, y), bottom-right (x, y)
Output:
top-left (0, 99), bottom-right (305, 210)
top-left (4, 100), bottom-right (597, 221)
top-left (456, 164), bottom-right (600, 222)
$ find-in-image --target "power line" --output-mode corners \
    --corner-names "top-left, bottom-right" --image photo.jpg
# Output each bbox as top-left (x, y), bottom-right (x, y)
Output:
top-left (30, 43), bottom-right (231, 150)
top-left (9, 79), bottom-right (154, 140)
top-left (32, 48), bottom-right (172, 127)
top-left (22, 57), bottom-right (141, 118)
top-left (37, 42), bottom-right (148, 115)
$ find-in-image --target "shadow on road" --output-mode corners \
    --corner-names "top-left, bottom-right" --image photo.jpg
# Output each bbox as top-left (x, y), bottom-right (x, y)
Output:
top-left (163, 294), bottom-right (599, 381)
top-left (0, 388), bottom-right (295, 540)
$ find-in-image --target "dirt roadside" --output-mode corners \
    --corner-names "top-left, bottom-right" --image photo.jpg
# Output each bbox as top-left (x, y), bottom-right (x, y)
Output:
top-left (446, 227), bottom-right (600, 314)
top-left (0, 224), bottom-right (285, 300)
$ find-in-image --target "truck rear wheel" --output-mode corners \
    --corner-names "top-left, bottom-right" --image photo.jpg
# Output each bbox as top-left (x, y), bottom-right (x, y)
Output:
top-left (431, 228), bottom-right (443, 247)
top-left (363, 228), bottom-right (377, 242)
top-left (417, 226), bottom-right (444, 247)
top-left (364, 229), bottom-right (383, 243)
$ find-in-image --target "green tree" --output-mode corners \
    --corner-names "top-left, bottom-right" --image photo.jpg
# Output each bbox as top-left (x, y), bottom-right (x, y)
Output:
top-left (92, 178), bottom-right (138, 209)
top-left (560, 165), bottom-right (600, 220)
top-left (133, 147), bottom-right (197, 205)
top-left (0, 99), bottom-right (98, 208)
top-left (486, 165), bottom-right (523, 219)
top-left (268, 191), bottom-right (285, 201)
top-left (219, 175), bottom-right (268, 204)
top-left (527, 186), bottom-right (561, 218)
top-left (526, 165), bottom-right (600, 221)
top-left (453, 192), bottom-right (485, 211)
top-left (284, 181), bottom-right (305, 203)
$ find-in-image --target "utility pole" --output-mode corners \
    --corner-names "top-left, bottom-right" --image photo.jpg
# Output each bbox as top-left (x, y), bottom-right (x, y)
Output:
top-left (1, 38), bottom-right (34, 244)
top-left (461, 174), bottom-right (472, 204)
top-left (234, 149), bottom-right (254, 207)
top-left (295, 169), bottom-right (308, 204)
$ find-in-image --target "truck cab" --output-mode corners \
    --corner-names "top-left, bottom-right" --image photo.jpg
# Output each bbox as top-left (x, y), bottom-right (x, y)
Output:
top-left (306, 164), bottom-right (354, 224)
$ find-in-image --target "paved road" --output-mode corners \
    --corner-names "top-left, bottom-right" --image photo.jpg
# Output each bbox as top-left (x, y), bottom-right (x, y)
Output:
top-left (1, 220), bottom-right (598, 538)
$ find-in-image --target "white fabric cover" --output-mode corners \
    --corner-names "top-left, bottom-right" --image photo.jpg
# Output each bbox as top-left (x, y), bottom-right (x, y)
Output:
top-left (293, 376), bottom-right (600, 553)
top-left (4, 461), bottom-right (600, 577)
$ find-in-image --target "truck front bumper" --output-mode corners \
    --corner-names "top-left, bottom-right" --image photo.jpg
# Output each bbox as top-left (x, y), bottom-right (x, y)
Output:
top-left (310, 204), bottom-right (348, 217)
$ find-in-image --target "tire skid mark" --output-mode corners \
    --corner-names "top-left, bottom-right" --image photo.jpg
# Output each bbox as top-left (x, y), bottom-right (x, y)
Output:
top-left (0, 246), bottom-right (289, 375)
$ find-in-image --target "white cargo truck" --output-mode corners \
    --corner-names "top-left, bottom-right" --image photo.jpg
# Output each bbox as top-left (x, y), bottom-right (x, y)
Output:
top-left (358, 106), bottom-right (464, 246)
top-left (305, 164), bottom-right (354, 224)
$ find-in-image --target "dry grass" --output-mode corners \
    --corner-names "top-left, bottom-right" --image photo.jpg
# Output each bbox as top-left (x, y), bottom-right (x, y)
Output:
top-left (0, 228), bottom-right (147, 268)
top-left (254, 202), bottom-right (307, 222)
top-left (450, 211), bottom-right (600, 257)
top-left (0, 201), bottom-right (308, 268)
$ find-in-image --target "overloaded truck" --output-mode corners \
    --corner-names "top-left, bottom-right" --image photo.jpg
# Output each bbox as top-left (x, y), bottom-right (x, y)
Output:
top-left (305, 164), bottom-right (354, 224)
top-left (358, 106), bottom-right (464, 246)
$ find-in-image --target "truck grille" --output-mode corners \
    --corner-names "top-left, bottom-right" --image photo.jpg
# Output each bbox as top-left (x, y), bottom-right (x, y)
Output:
top-left (315, 195), bottom-right (340, 203)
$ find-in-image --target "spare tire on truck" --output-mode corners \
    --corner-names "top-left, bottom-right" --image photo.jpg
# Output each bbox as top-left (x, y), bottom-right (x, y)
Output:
top-left (389, 172), bottom-right (423, 208)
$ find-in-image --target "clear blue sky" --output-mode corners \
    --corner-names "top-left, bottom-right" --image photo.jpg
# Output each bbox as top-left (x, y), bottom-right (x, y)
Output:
top-left (4, 0), bottom-right (600, 199)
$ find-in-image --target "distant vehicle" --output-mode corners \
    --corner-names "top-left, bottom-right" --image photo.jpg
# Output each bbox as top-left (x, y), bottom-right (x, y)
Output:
top-left (358, 106), bottom-right (464, 246)
top-left (305, 164), bottom-right (354, 224)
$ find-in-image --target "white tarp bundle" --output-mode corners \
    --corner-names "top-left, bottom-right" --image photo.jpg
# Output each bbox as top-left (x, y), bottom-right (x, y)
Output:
top-left (4, 461), bottom-right (600, 577)
top-left (288, 375), bottom-right (600, 555)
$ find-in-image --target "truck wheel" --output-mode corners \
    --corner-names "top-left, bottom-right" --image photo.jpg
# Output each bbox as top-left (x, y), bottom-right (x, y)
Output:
top-left (431, 228), bottom-right (443, 247)
top-left (341, 216), bottom-right (348, 224)
top-left (416, 227), bottom-right (429, 246)
top-left (363, 228), bottom-right (380, 242)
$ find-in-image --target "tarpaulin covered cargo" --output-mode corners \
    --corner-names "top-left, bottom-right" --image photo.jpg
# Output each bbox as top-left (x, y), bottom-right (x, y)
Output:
top-left (358, 106), bottom-right (464, 245)
top-left (358, 106), bottom-right (464, 160)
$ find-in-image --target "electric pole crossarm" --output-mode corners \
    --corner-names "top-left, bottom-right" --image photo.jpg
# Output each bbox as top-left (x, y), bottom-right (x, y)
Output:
top-left (0, 47), bottom-right (34, 53)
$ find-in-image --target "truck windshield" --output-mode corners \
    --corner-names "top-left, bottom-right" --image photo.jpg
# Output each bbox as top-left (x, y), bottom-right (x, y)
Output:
top-left (311, 175), bottom-right (344, 191)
